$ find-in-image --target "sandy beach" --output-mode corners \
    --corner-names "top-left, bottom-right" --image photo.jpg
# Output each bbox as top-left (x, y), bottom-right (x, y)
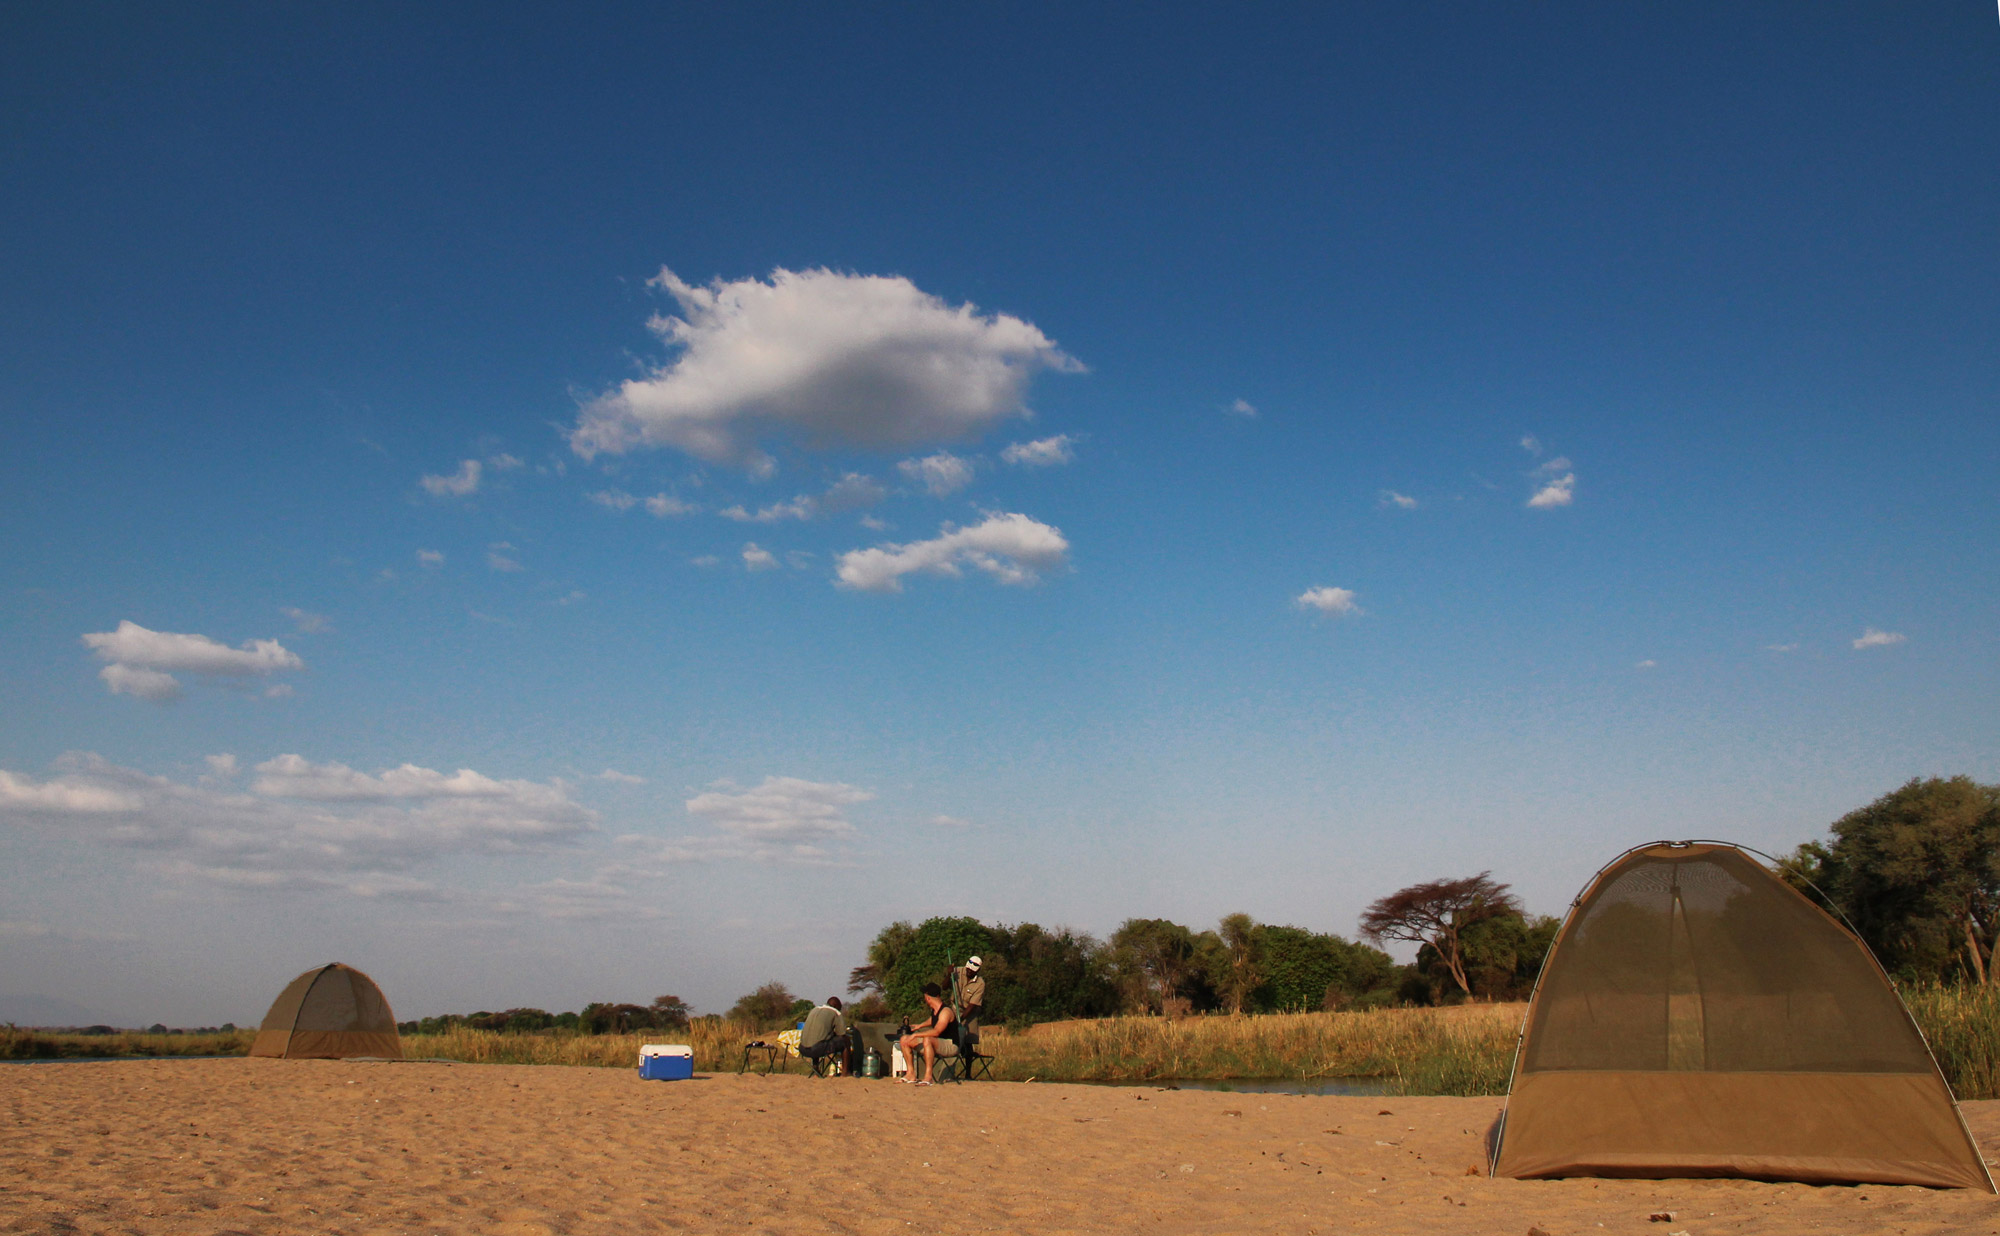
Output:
top-left (5, 1060), bottom-right (2000, 1235)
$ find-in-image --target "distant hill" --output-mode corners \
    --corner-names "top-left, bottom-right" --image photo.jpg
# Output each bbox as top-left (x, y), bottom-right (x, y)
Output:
top-left (0, 994), bottom-right (130, 1029)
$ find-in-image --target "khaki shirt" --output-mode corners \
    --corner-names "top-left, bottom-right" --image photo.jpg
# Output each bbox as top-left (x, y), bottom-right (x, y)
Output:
top-left (799, 1004), bottom-right (848, 1050)
top-left (957, 970), bottom-right (986, 1014)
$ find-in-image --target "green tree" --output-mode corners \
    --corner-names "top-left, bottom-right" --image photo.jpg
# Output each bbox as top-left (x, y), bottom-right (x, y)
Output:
top-left (1217, 913), bottom-right (1261, 1014)
top-left (1786, 777), bottom-right (2000, 984)
top-left (648, 995), bottom-right (692, 1029)
top-left (849, 920), bottom-right (917, 998)
top-left (1109, 918), bottom-right (1201, 1013)
top-left (728, 982), bottom-right (799, 1026)
top-left (981, 923), bottom-right (1118, 1025)
top-left (884, 917), bottom-right (997, 1015)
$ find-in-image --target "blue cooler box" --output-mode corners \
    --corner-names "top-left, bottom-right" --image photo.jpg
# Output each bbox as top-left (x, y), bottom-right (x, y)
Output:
top-left (639, 1044), bottom-right (694, 1081)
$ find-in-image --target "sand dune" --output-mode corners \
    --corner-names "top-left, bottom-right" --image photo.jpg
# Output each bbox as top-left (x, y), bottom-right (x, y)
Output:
top-left (4, 1058), bottom-right (1998, 1234)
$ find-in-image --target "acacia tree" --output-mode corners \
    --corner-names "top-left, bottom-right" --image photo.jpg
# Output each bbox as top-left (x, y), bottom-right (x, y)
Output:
top-left (1359, 873), bottom-right (1521, 996)
top-left (1110, 918), bottom-right (1200, 1013)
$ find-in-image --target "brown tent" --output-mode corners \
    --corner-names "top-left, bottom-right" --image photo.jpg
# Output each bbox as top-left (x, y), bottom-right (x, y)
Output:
top-left (250, 963), bottom-right (403, 1060)
top-left (1491, 842), bottom-right (1992, 1190)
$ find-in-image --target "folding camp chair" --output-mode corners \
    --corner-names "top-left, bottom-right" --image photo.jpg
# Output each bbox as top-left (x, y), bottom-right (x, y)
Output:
top-left (937, 1020), bottom-right (995, 1083)
top-left (801, 1034), bottom-right (847, 1077)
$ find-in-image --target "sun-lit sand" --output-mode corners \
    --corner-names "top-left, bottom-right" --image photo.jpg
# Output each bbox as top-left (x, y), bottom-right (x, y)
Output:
top-left (5, 1058), bottom-right (1999, 1234)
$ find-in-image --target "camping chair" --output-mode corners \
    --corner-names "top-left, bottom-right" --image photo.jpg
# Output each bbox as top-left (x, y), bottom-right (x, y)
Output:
top-left (801, 1032), bottom-right (848, 1077)
top-left (937, 1019), bottom-right (995, 1083)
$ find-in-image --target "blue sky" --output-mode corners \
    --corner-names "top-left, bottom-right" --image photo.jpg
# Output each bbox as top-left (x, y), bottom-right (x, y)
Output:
top-left (3, 3), bottom-right (1997, 1026)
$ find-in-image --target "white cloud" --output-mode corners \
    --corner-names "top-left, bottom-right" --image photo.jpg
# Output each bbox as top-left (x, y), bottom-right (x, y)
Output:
top-left (859, 515), bottom-right (889, 531)
top-left (721, 473), bottom-right (886, 522)
top-left (0, 753), bottom-right (594, 894)
top-left (487, 543), bottom-right (524, 572)
top-left (204, 754), bottom-right (239, 780)
top-left (1001, 435), bottom-right (1076, 467)
top-left (690, 554), bottom-right (721, 568)
top-left (0, 768), bottom-right (141, 813)
top-left (281, 607), bottom-right (329, 634)
top-left (685, 776), bottom-right (873, 843)
top-left (722, 497), bottom-right (816, 523)
top-left (586, 488), bottom-right (639, 511)
top-left (595, 769), bottom-right (646, 785)
top-left (487, 453), bottom-right (524, 471)
top-left (1854, 628), bottom-right (1907, 650)
top-left (1520, 434), bottom-right (1543, 455)
top-left (1295, 586), bottom-right (1360, 617)
top-left (741, 543), bottom-right (779, 571)
top-left (1226, 398), bottom-right (1257, 418)
top-left (1767, 643), bottom-right (1799, 654)
top-left (82, 621), bottom-right (303, 702)
top-left (1527, 472), bottom-right (1575, 508)
top-left (820, 473), bottom-right (887, 513)
top-left (569, 266), bottom-right (1081, 470)
top-left (417, 549), bottom-right (445, 567)
top-left (834, 513), bottom-right (1070, 593)
top-left (930, 814), bottom-right (974, 829)
top-left (1635, 659), bottom-right (1658, 669)
top-left (421, 459), bottom-right (482, 497)
top-left (99, 664), bottom-right (182, 701)
top-left (899, 451), bottom-right (975, 497)
top-left (1379, 490), bottom-right (1418, 510)
top-left (264, 683), bottom-right (294, 699)
top-left (645, 493), bottom-right (699, 517)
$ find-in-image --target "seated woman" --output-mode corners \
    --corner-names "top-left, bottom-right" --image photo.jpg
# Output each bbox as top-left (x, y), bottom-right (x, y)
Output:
top-left (898, 982), bottom-right (958, 1086)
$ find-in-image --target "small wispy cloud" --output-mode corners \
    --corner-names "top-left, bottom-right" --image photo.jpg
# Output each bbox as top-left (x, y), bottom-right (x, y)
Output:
top-left (1225, 398), bottom-right (1257, 418)
top-left (1295, 586), bottom-right (1360, 617)
top-left (1853, 628), bottom-right (1906, 650)
top-left (487, 453), bottom-right (525, 472)
top-left (280, 607), bottom-right (330, 634)
top-left (487, 543), bottom-right (524, 572)
top-left (742, 543), bottom-right (779, 571)
top-left (1001, 435), bottom-right (1075, 467)
top-left (596, 769), bottom-right (646, 785)
top-left (416, 549), bottom-right (445, 568)
top-left (421, 459), bottom-right (482, 498)
top-left (1379, 490), bottom-right (1418, 510)
top-left (586, 489), bottom-right (639, 512)
top-left (645, 493), bottom-right (699, 518)
top-left (898, 451), bottom-right (975, 498)
top-left (1520, 434), bottom-right (1543, 456)
top-left (1766, 642), bottom-right (1799, 654)
top-left (1634, 659), bottom-right (1657, 670)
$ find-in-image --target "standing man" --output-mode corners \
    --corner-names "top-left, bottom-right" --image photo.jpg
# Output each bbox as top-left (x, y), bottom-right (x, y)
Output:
top-left (798, 996), bottom-right (851, 1075)
top-left (953, 956), bottom-right (987, 1034)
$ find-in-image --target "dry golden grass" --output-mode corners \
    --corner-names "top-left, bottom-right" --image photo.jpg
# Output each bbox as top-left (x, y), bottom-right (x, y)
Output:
top-left (0, 1027), bottom-right (254, 1060)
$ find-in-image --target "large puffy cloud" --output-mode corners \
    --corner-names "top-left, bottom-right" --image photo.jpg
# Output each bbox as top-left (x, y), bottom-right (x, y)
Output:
top-left (835, 513), bottom-right (1069, 593)
top-left (0, 752), bottom-right (595, 895)
top-left (570, 267), bottom-right (1081, 471)
top-left (82, 621), bottom-right (304, 702)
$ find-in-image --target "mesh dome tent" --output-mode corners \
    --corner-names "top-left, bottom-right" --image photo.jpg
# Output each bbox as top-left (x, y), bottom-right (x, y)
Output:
top-left (1490, 842), bottom-right (1991, 1191)
top-left (250, 963), bottom-right (403, 1060)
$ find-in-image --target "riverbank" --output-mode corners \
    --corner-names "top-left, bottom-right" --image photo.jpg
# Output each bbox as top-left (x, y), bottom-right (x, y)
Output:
top-left (6, 1057), bottom-right (1996, 1235)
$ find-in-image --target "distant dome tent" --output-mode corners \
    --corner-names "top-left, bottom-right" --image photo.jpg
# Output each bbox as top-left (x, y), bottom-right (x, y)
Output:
top-left (250, 963), bottom-right (403, 1060)
top-left (1490, 842), bottom-right (1991, 1191)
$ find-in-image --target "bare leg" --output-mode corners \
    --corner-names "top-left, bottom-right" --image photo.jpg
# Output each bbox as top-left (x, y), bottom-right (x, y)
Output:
top-left (920, 1035), bottom-right (937, 1082)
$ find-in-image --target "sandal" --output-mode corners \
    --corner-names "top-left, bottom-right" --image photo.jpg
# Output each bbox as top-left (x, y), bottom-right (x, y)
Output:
top-left (915, 1079), bottom-right (933, 1086)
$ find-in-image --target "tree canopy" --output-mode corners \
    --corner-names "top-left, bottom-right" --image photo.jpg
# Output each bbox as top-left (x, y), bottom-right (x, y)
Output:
top-left (1785, 776), bottom-right (2000, 984)
top-left (1359, 872), bottom-right (1522, 994)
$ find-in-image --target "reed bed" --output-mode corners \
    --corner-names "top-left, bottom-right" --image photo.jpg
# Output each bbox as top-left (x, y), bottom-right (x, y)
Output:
top-left (1, 1027), bottom-right (254, 1060)
top-left (992, 1004), bottom-right (1523, 1095)
top-left (1904, 983), bottom-right (2000, 1101)
top-left (398, 1018), bottom-right (759, 1072)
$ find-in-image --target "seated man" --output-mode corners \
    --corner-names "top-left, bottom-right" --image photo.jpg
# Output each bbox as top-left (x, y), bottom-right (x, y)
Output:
top-left (898, 983), bottom-right (957, 1085)
top-left (797, 996), bottom-right (851, 1074)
